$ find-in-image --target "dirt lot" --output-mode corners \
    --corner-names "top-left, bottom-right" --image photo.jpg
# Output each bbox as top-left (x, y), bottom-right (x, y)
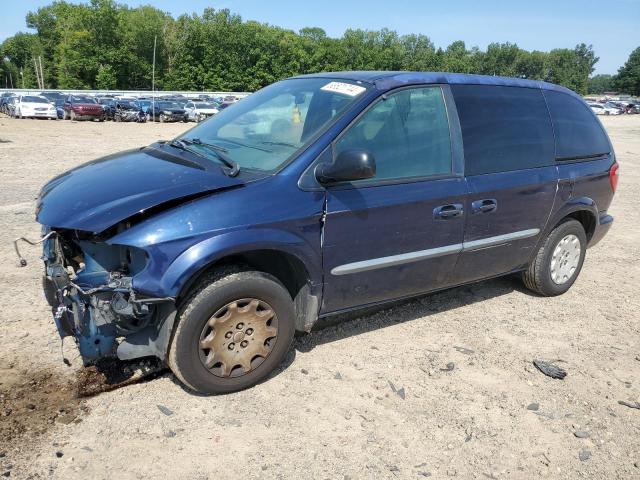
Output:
top-left (0, 115), bottom-right (638, 479)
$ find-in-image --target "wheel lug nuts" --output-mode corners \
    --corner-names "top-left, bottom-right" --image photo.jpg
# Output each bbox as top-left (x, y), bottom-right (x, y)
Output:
top-left (236, 323), bottom-right (244, 329)
top-left (225, 332), bottom-right (232, 338)
top-left (228, 343), bottom-right (235, 350)
top-left (246, 328), bottom-right (253, 335)
top-left (241, 340), bottom-right (248, 348)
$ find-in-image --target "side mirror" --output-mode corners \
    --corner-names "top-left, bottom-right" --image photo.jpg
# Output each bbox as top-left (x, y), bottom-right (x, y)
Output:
top-left (315, 149), bottom-right (376, 185)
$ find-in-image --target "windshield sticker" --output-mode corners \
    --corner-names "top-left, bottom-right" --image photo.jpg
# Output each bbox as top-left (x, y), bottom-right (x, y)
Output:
top-left (321, 81), bottom-right (366, 97)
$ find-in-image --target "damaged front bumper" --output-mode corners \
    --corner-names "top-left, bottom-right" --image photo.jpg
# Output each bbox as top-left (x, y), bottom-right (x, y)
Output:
top-left (25, 228), bottom-right (177, 365)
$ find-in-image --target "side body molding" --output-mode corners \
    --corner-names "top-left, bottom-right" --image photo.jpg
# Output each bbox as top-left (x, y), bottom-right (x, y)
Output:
top-left (332, 228), bottom-right (540, 276)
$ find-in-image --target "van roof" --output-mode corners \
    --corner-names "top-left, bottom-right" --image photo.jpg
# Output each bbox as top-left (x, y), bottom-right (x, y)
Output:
top-left (292, 71), bottom-right (580, 98)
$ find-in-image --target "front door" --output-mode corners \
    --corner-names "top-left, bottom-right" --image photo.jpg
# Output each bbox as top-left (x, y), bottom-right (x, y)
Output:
top-left (321, 85), bottom-right (468, 313)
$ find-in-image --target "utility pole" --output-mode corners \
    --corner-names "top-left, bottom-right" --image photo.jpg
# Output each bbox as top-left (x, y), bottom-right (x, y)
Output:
top-left (152, 34), bottom-right (157, 116)
top-left (33, 57), bottom-right (41, 89)
top-left (39, 56), bottom-right (45, 89)
top-left (9, 71), bottom-right (13, 89)
top-left (20, 68), bottom-right (24, 89)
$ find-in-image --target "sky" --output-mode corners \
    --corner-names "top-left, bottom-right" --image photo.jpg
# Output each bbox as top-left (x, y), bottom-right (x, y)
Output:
top-left (1, 0), bottom-right (638, 75)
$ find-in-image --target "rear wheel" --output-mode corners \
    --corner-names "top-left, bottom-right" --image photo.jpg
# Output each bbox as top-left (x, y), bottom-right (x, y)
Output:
top-left (522, 219), bottom-right (586, 296)
top-left (168, 268), bottom-right (295, 394)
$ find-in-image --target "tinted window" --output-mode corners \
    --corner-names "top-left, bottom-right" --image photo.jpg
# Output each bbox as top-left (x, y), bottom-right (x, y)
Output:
top-left (543, 91), bottom-right (610, 159)
top-left (452, 85), bottom-right (554, 175)
top-left (335, 87), bottom-right (452, 181)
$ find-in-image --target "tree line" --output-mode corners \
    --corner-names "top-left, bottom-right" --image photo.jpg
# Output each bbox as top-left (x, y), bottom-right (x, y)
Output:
top-left (0, 0), bottom-right (636, 95)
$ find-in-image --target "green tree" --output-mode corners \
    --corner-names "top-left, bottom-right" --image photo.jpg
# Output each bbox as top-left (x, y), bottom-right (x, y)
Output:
top-left (1, 2), bottom-right (609, 93)
top-left (615, 47), bottom-right (640, 95)
top-left (96, 64), bottom-right (117, 89)
top-left (587, 74), bottom-right (615, 94)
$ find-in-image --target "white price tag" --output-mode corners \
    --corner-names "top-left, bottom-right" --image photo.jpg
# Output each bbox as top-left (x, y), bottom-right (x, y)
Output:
top-left (320, 81), bottom-right (366, 97)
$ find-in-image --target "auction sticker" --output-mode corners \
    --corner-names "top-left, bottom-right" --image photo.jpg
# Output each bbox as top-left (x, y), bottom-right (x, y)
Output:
top-left (321, 81), bottom-right (366, 96)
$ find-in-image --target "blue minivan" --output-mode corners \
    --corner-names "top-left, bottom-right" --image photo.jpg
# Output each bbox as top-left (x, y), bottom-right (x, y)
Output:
top-left (33, 72), bottom-right (618, 393)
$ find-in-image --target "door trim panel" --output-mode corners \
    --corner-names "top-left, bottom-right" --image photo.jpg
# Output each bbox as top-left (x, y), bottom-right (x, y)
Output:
top-left (331, 228), bottom-right (540, 275)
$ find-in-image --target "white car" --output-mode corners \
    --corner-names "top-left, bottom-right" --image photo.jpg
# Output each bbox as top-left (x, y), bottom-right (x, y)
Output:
top-left (13, 95), bottom-right (57, 119)
top-left (184, 101), bottom-right (219, 122)
top-left (587, 102), bottom-right (620, 116)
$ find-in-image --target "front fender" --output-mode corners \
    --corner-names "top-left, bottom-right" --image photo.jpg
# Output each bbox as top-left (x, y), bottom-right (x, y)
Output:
top-left (133, 228), bottom-right (322, 298)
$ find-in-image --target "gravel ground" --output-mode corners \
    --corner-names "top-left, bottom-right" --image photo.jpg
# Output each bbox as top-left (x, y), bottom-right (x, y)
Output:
top-left (0, 115), bottom-right (638, 479)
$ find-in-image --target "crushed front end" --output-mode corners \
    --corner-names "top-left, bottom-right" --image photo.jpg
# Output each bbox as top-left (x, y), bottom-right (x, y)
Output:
top-left (39, 227), bottom-right (175, 365)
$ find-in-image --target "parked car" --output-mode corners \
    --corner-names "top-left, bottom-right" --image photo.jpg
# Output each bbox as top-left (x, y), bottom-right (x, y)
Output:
top-left (113, 100), bottom-right (146, 122)
top-left (3, 96), bottom-right (17, 117)
top-left (136, 99), bottom-right (152, 114)
top-left (12, 95), bottom-right (57, 119)
top-left (0, 92), bottom-right (15, 115)
top-left (39, 91), bottom-right (67, 105)
top-left (146, 101), bottom-right (187, 122)
top-left (97, 97), bottom-right (116, 120)
top-left (184, 101), bottom-right (219, 122)
top-left (32, 72), bottom-right (617, 394)
top-left (54, 99), bottom-right (65, 119)
top-left (63, 95), bottom-right (104, 121)
top-left (588, 102), bottom-right (620, 115)
top-left (603, 102), bottom-right (624, 115)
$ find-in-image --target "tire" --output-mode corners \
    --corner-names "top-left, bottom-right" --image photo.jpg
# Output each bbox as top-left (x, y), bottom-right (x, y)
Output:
top-left (522, 219), bottom-right (587, 296)
top-left (168, 268), bottom-right (295, 394)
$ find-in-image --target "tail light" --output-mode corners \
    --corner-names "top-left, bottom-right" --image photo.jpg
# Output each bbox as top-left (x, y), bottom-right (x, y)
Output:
top-left (609, 161), bottom-right (619, 193)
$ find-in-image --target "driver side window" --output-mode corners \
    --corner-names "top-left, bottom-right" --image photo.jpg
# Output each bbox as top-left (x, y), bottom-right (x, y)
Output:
top-left (335, 86), bottom-right (452, 182)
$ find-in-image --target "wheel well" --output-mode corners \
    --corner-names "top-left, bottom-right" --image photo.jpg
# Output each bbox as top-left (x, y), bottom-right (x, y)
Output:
top-left (178, 249), bottom-right (310, 305)
top-left (563, 210), bottom-right (596, 242)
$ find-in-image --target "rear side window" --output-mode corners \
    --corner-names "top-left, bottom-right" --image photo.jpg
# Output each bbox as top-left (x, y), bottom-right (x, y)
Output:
top-left (543, 91), bottom-right (611, 160)
top-left (335, 86), bottom-right (452, 181)
top-left (452, 85), bottom-right (554, 176)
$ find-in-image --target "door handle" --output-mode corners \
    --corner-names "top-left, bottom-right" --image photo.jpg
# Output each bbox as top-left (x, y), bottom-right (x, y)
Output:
top-left (471, 198), bottom-right (497, 214)
top-left (433, 203), bottom-right (464, 219)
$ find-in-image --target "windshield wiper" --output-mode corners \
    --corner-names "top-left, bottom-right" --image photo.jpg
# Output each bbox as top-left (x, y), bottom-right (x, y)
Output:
top-left (259, 141), bottom-right (298, 149)
top-left (214, 137), bottom-right (273, 152)
top-left (182, 138), bottom-right (240, 177)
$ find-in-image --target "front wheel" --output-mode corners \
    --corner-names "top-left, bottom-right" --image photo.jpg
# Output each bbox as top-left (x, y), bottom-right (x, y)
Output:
top-left (168, 268), bottom-right (295, 394)
top-left (522, 219), bottom-right (586, 296)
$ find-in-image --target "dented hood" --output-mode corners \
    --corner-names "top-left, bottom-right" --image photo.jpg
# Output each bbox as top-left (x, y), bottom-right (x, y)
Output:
top-left (36, 145), bottom-right (243, 233)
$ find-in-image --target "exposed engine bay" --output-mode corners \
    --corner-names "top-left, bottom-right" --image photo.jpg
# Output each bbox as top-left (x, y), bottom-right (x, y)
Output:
top-left (17, 227), bottom-right (176, 365)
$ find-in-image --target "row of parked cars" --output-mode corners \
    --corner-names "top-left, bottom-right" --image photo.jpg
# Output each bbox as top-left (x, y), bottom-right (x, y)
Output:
top-left (0, 91), bottom-right (241, 122)
top-left (587, 100), bottom-right (639, 115)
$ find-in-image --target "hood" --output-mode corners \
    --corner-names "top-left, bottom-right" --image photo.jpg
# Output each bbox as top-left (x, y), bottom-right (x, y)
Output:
top-left (36, 145), bottom-right (243, 233)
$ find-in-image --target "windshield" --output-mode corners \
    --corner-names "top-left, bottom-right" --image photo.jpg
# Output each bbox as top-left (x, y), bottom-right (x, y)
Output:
top-left (178, 78), bottom-right (368, 172)
top-left (72, 96), bottom-right (97, 103)
top-left (22, 96), bottom-right (49, 103)
top-left (157, 102), bottom-right (180, 109)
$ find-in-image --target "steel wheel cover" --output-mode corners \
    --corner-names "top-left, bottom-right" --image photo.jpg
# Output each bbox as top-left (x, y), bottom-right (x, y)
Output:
top-left (550, 234), bottom-right (581, 285)
top-left (198, 298), bottom-right (278, 378)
